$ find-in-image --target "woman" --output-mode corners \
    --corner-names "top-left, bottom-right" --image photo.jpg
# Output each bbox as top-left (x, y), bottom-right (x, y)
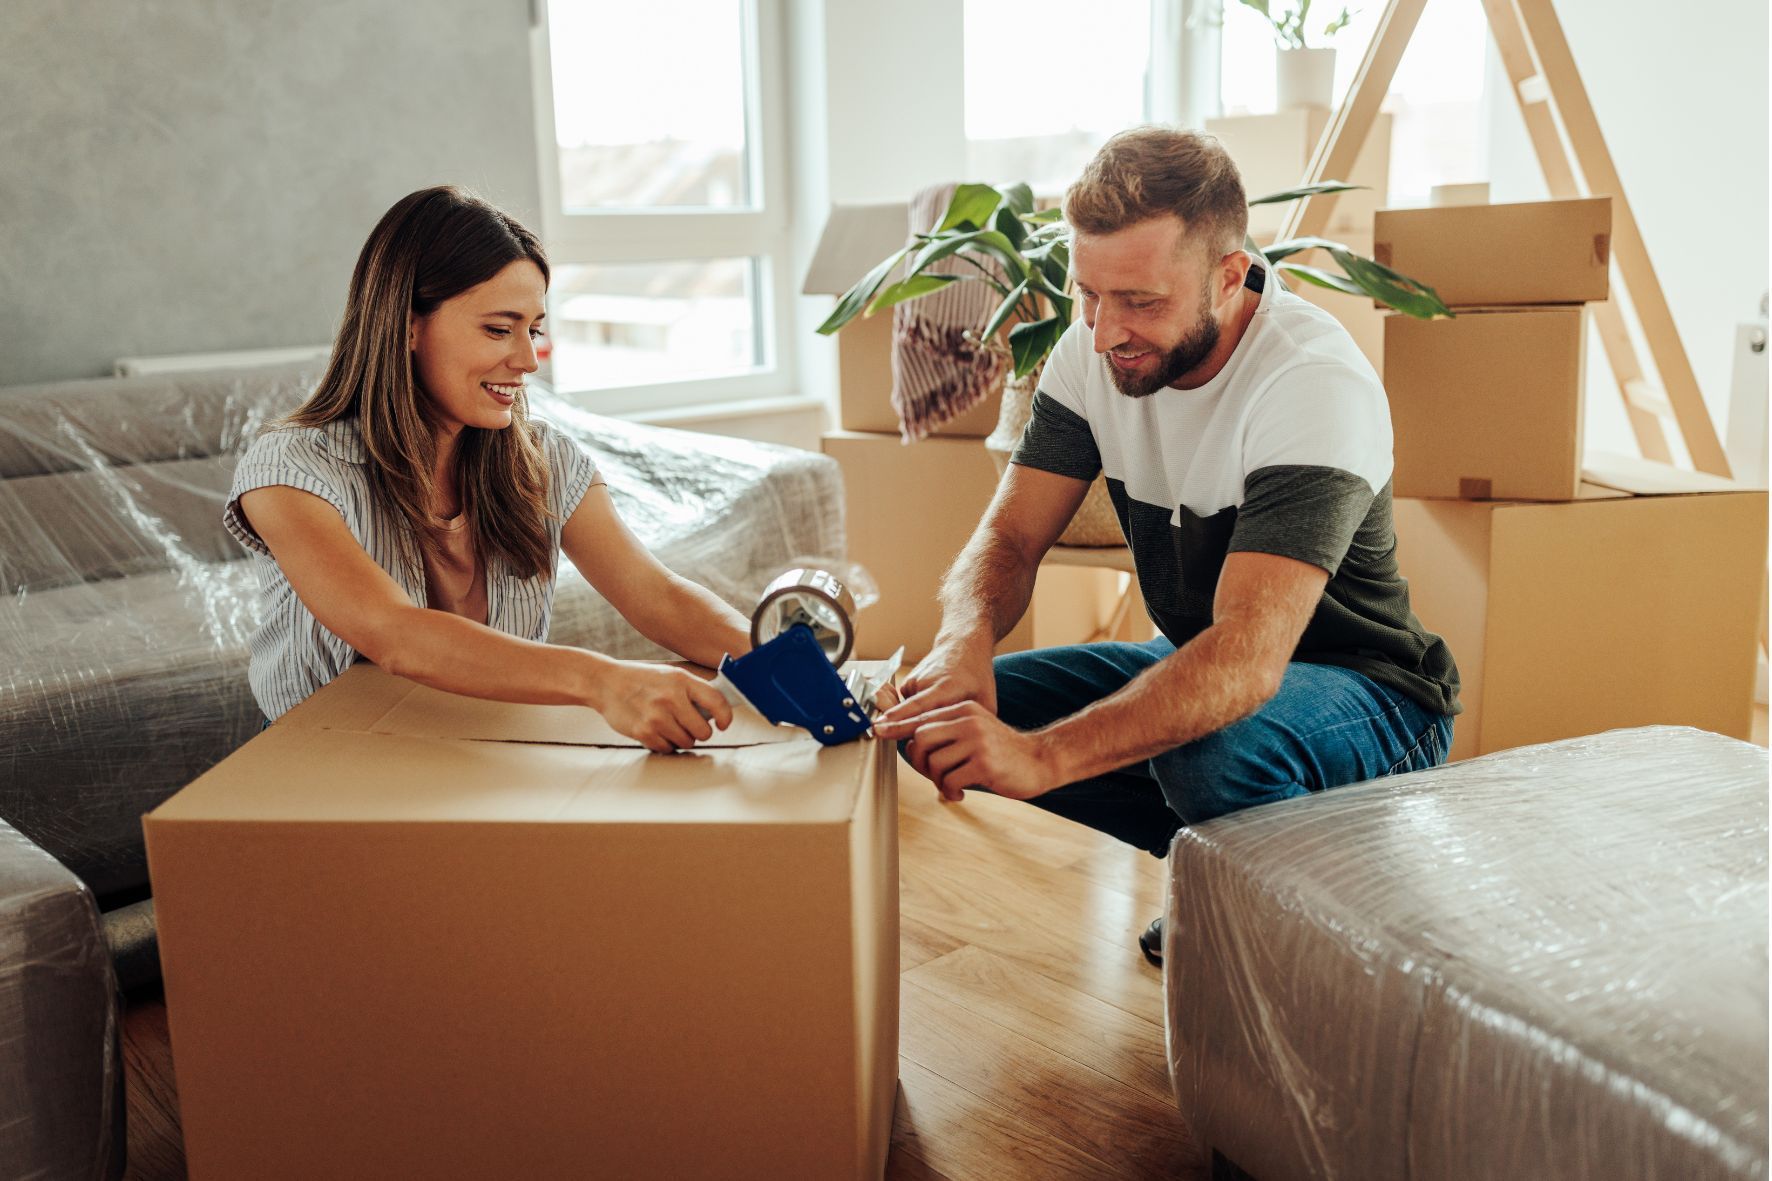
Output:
top-left (226, 186), bottom-right (748, 752)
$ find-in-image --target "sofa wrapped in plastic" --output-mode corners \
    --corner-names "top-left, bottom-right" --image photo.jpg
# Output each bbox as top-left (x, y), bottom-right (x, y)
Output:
top-left (0, 361), bottom-right (844, 900)
top-left (0, 817), bottom-right (122, 1179)
top-left (1166, 726), bottom-right (1768, 1181)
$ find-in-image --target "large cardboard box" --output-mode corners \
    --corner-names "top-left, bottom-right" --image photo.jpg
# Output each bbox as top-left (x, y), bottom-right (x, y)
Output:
top-left (824, 430), bottom-right (1033, 661)
top-left (1209, 110), bottom-right (1392, 239)
top-left (1385, 305), bottom-right (1588, 501)
top-left (1373, 197), bottom-right (1611, 307)
top-left (146, 667), bottom-right (899, 1180)
top-left (806, 202), bottom-right (1003, 438)
top-left (1394, 458), bottom-right (1767, 762)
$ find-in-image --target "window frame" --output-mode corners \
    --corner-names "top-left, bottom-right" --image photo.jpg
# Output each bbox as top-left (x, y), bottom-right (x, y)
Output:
top-left (527, 0), bottom-right (794, 416)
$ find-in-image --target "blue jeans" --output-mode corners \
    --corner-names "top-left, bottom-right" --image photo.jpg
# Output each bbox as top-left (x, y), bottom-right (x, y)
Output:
top-left (984, 637), bottom-right (1453, 856)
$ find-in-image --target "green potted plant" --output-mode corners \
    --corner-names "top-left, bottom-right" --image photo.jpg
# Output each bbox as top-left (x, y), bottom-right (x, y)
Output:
top-left (816, 180), bottom-right (1449, 545)
top-left (1234, 0), bottom-right (1356, 110)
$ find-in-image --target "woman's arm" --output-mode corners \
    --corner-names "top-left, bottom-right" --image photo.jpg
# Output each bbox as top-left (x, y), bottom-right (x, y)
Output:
top-left (239, 485), bottom-right (731, 751)
top-left (560, 485), bottom-right (753, 668)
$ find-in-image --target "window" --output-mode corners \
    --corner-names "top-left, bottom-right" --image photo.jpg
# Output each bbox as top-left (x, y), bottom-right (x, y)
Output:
top-left (531, 0), bottom-right (790, 413)
top-left (1218, 0), bottom-right (1490, 206)
top-left (963, 0), bottom-right (1153, 196)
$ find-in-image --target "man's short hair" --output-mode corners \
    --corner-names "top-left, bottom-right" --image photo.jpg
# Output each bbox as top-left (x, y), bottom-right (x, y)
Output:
top-left (1064, 127), bottom-right (1249, 258)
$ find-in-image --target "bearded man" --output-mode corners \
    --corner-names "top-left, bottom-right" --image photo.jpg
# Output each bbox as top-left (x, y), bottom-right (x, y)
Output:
top-left (875, 127), bottom-right (1461, 965)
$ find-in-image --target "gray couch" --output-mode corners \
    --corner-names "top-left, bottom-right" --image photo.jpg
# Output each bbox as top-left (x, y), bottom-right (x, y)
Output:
top-left (0, 360), bottom-right (845, 903)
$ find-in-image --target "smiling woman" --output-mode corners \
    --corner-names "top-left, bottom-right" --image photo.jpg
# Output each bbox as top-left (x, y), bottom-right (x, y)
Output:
top-left (225, 186), bottom-right (754, 752)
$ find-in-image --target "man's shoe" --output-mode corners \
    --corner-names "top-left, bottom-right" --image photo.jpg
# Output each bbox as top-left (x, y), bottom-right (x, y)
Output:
top-left (1139, 916), bottom-right (1163, 967)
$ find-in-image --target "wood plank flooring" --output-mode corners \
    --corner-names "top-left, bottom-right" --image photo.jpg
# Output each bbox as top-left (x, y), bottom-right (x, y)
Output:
top-left (119, 749), bottom-right (1197, 1179)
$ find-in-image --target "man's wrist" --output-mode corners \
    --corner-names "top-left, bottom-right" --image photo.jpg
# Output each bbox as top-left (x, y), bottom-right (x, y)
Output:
top-left (1029, 725), bottom-right (1075, 793)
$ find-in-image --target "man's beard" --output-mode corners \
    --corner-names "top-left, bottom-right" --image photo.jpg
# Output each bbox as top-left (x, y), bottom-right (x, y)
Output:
top-left (1105, 293), bottom-right (1221, 398)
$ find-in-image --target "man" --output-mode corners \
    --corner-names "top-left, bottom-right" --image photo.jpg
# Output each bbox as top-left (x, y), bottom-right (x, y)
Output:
top-left (873, 128), bottom-right (1460, 966)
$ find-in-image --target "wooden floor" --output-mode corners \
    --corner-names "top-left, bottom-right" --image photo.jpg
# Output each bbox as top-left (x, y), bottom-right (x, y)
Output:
top-left (120, 752), bottom-right (1200, 1180)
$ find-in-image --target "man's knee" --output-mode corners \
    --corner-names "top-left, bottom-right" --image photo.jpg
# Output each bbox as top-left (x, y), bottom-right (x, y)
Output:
top-left (1150, 723), bottom-right (1306, 825)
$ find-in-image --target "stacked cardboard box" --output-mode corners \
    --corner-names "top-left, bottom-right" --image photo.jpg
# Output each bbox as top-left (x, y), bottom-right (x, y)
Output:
top-left (1377, 198), bottom-right (1767, 759)
top-left (1211, 111), bottom-right (1393, 372)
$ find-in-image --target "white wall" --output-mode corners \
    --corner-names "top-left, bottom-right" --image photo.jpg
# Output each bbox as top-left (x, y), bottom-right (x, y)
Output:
top-left (787, 0), bottom-right (967, 427)
top-left (0, 1), bottom-right (541, 386)
top-left (1481, 0), bottom-right (1768, 465)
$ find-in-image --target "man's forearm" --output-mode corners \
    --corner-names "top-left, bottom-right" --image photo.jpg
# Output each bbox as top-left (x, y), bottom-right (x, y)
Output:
top-left (1038, 623), bottom-right (1282, 785)
top-left (934, 529), bottom-right (1039, 649)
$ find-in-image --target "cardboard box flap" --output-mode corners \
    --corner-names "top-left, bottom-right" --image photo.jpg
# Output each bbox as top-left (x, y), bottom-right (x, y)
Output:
top-left (1581, 452), bottom-right (1760, 497)
top-left (280, 665), bottom-right (795, 748)
top-left (802, 202), bottom-right (911, 296)
top-left (148, 725), bottom-right (868, 825)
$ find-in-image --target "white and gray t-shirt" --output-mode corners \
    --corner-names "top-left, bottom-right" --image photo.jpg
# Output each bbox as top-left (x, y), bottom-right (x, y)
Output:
top-left (1013, 265), bottom-right (1459, 715)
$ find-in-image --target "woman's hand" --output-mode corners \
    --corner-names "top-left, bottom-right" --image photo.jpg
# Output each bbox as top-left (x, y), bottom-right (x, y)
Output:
top-left (588, 662), bottom-right (735, 754)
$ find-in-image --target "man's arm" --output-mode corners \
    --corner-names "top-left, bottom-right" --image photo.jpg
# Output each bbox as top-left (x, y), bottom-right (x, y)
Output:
top-left (881, 463), bottom-right (1089, 718)
top-left (877, 550), bottom-right (1326, 799)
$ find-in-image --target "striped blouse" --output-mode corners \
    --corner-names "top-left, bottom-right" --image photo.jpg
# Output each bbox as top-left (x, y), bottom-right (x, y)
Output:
top-left (224, 415), bottom-right (603, 720)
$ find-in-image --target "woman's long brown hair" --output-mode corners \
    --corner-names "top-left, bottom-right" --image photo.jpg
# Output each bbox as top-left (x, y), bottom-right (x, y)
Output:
top-left (287, 186), bottom-right (554, 581)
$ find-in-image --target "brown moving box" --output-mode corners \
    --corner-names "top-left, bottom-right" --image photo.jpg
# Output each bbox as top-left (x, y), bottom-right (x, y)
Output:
top-left (1209, 110), bottom-right (1392, 239)
top-left (146, 666), bottom-right (899, 1180)
top-left (1373, 197), bottom-right (1612, 307)
top-left (1385, 305), bottom-right (1588, 501)
top-left (823, 430), bottom-right (1032, 661)
top-left (1394, 456), bottom-right (1767, 761)
top-left (806, 202), bottom-right (1003, 438)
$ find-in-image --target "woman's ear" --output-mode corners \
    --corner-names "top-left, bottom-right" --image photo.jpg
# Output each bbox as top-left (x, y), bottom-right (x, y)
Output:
top-left (407, 313), bottom-right (418, 353)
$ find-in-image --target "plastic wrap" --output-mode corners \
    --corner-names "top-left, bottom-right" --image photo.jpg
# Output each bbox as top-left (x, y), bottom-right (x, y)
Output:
top-left (0, 818), bottom-right (122, 1180)
top-left (1166, 725), bottom-right (1768, 1181)
top-left (0, 360), bottom-right (844, 900)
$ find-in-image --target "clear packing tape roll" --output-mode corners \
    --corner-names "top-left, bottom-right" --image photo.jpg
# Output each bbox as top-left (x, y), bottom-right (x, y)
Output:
top-left (721, 560), bottom-right (899, 746)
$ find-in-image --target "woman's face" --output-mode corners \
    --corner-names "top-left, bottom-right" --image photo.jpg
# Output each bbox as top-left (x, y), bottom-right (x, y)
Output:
top-left (410, 258), bottom-right (547, 436)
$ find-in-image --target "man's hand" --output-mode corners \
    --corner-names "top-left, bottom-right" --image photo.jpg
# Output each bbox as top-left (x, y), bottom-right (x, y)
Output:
top-left (878, 637), bottom-right (998, 726)
top-left (874, 701), bottom-right (1063, 803)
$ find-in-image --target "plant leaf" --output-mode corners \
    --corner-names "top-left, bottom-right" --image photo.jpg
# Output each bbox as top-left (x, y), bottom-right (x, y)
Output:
top-left (979, 279), bottom-right (1032, 342)
top-left (1262, 234), bottom-right (1355, 263)
top-left (1029, 265), bottom-right (1073, 322)
top-left (1278, 263), bottom-right (1366, 297)
top-left (1008, 316), bottom-right (1066, 378)
top-left (902, 227), bottom-right (1022, 290)
top-left (993, 205), bottom-right (1028, 251)
top-left (1023, 207), bottom-right (1066, 225)
top-left (1331, 250), bottom-right (1454, 319)
top-left (816, 244), bottom-right (912, 335)
top-left (936, 183), bottom-right (1003, 233)
top-left (1001, 182), bottom-right (1035, 216)
top-left (865, 273), bottom-right (961, 316)
top-left (1248, 181), bottom-right (1367, 206)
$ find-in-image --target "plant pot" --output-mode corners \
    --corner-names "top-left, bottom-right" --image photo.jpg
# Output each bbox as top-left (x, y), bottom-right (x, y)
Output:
top-left (1275, 47), bottom-right (1336, 110)
top-left (985, 363), bottom-right (1125, 548)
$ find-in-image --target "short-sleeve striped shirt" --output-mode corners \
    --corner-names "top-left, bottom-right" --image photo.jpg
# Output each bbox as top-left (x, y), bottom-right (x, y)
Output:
top-left (224, 415), bottom-right (603, 720)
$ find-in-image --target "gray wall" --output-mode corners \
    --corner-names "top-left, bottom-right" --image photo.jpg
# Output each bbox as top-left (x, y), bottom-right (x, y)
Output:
top-left (0, 1), bottom-right (542, 385)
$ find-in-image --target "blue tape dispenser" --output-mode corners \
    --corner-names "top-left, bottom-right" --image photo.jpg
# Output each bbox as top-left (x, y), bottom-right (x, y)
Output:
top-left (717, 565), bottom-right (901, 747)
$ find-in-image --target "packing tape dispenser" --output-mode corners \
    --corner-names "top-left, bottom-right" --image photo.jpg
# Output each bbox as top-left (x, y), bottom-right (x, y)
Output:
top-left (717, 561), bottom-right (903, 746)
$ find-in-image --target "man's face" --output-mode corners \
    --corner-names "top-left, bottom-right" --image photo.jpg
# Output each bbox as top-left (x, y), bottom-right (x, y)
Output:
top-left (1072, 216), bottom-right (1228, 397)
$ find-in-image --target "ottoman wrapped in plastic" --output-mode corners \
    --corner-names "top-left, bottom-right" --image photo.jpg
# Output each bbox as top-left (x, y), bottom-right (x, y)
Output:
top-left (1166, 726), bottom-right (1768, 1181)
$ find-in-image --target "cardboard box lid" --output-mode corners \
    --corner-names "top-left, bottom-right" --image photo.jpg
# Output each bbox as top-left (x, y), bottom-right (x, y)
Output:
top-left (148, 666), bottom-right (874, 827)
top-left (803, 202), bottom-right (912, 296)
top-left (1580, 452), bottom-right (1764, 497)
top-left (278, 664), bottom-right (795, 748)
top-left (1373, 196), bottom-right (1611, 306)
